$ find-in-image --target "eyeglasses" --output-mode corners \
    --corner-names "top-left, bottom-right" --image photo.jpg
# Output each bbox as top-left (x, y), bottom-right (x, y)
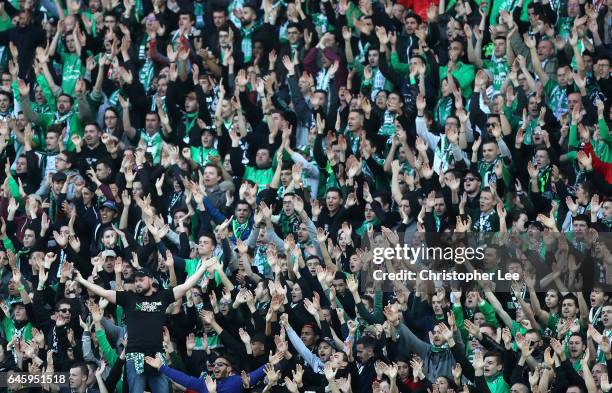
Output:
top-left (486, 123), bottom-right (497, 127)
top-left (213, 362), bottom-right (229, 367)
top-left (464, 177), bottom-right (477, 182)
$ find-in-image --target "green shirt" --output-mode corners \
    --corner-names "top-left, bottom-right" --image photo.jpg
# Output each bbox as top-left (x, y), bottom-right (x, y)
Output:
top-left (60, 53), bottom-right (84, 97)
top-left (483, 58), bottom-right (509, 92)
top-left (39, 111), bottom-right (84, 152)
top-left (244, 166), bottom-right (274, 192)
top-left (1, 316), bottom-right (32, 342)
top-left (184, 258), bottom-right (221, 286)
top-left (439, 62), bottom-right (476, 98)
top-left (190, 146), bottom-right (220, 167)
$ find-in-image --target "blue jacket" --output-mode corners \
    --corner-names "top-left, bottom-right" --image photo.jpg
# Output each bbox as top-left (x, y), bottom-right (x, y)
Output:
top-left (159, 364), bottom-right (266, 393)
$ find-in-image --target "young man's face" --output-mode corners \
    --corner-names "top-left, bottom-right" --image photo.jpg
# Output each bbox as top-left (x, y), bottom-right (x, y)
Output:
top-left (287, 27), bottom-right (301, 44)
top-left (203, 166), bottom-right (220, 187)
top-left (46, 132), bottom-right (60, 151)
top-left (494, 38), bottom-right (506, 57)
top-left (255, 149), bottom-right (271, 167)
top-left (433, 197), bottom-right (446, 216)
top-left (590, 288), bottom-right (608, 307)
top-left (178, 14), bottom-right (193, 30)
top-left (197, 235), bottom-right (215, 255)
top-left (572, 219), bottom-right (588, 236)
top-left (602, 306), bottom-right (612, 328)
top-left (212, 358), bottom-right (231, 379)
top-left (355, 343), bottom-right (373, 363)
top-left (51, 180), bottom-right (65, 194)
top-left (0, 94), bottom-right (10, 111)
top-left (300, 326), bottom-right (316, 346)
top-left (403, 16), bottom-right (418, 34)
top-left (56, 95), bottom-right (72, 114)
top-left (483, 356), bottom-right (501, 376)
top-left (482, 142), bottom-right (498, 161)
top-left (99, 207), bottom-right (115, 224)
top-left (212, 11), bottom-right (226, 27)
top-left (145, 114), bottom-right (160, 133)
top-left (326, 191), bottom-right (341, 212)
top-left (561, 299), bottom-right (577, 318)
top-left (567, 336), bottom-right (585, 358)
top-left (95, 163), bottom-right (111, 181)
top-left (23, 229), bottom-right (36, 247)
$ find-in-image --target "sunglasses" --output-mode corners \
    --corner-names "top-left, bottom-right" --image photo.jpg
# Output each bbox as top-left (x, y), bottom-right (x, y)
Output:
top-left (58, 308), bottom-right (71, 313)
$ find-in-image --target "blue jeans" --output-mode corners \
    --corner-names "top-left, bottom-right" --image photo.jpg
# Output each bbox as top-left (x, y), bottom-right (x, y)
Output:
top-left (125, 358), bottom-right (169, 393)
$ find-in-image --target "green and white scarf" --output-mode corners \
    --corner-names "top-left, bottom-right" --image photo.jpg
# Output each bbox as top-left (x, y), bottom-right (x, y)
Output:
top-left (240, 23), bottom-right (259, 63)
top-left (434, 135), bottom-right (454, 174)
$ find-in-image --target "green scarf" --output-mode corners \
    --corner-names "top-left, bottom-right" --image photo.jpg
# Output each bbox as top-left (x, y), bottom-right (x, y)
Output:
top-left (356, 218), bottom-right (380, 237)
top-left (232, 219), bottom-right (249, 240)
top-left (486, 373), bottom-right (510, 393)
top-left (139, 59), bottom-right (155, 92)
top-left (430, 342), bottom-right (450, 352)
top-left (435, 96), bottom-right (453, 125)
top-left (183, 112), bottom-right (198, 143)
top-left (240, 23), bottom-right (260, 62)
top-left (537, 165), bottom-right (552, 193)
top-left (279, 211), bottom-right (300, 237)
top-left (140, 130), bottom-right (163, 164)
top-left (477, 157), bottom-right (500, 187)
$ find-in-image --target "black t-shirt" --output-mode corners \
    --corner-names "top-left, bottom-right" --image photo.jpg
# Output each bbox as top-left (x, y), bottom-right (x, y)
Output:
top-left (116, 288), bottom-right (175, 354)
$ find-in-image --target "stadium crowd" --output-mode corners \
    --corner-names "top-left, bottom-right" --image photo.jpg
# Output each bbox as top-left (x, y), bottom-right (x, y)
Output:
top-left (0, 0), bottom-right (611, 391)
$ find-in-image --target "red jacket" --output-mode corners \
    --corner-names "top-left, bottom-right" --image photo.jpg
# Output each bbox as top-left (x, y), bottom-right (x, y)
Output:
top-left (585, 143), bottom-right (612, 184)
top-left (397, 0), bottom-right (440, 21)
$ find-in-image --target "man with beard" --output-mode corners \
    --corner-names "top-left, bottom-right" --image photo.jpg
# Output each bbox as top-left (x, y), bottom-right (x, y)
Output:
top-left (144, 350), bottom-right (269, 393)
top-left (74, 260), bottom-right (214, 393)
top-left (388, 304), bottom-right (463, 384)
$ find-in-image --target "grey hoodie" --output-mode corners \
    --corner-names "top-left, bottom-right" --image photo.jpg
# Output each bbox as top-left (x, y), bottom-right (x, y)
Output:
top-left (396, 322), bottom-right (465, 384)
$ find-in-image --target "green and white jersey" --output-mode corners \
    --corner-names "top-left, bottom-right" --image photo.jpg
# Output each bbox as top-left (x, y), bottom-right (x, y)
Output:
top-left (59, 52), bottom-right (84, 97)
top-left (139, 130), bottom-right (163, 165)
top-left (483, 57), bottom-right (509, 92)
top-left (544, 79), bottom-right (568, 120)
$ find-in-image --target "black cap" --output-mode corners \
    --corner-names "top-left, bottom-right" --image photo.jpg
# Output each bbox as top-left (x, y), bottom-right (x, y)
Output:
top-left (134, 267), bottom-right (155, 279)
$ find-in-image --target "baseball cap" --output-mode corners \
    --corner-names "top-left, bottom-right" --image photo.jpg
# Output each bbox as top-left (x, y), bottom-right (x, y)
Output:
top-left (101, 201), bottom-right (118, 211)
top-left (101, 250), bottom-right (117, 258)
top-left (134, 267), bottom-right (155, 279)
